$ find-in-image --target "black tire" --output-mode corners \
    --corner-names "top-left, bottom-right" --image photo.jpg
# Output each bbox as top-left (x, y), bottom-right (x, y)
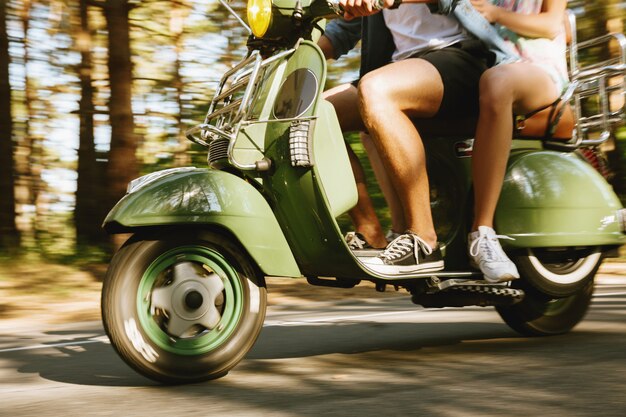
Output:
top-left (101, 230), bottom-right (267, 384)
top-left (496, 278), bottom-right (594, 336)
top-left (515, 247), bottom-right (603, 298)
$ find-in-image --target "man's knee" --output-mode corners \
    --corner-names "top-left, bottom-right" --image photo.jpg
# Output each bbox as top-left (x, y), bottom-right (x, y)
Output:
top-left (359, 60), bottom-right (445, 118)
top-left (358, 72), bottom-right (393, 118)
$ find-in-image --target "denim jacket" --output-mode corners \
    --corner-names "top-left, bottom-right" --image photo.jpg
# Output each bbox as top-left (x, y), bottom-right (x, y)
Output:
top-left (435, 0), bottom-right (519, 64)
top-left (324, 15), bottom-right (396, 79)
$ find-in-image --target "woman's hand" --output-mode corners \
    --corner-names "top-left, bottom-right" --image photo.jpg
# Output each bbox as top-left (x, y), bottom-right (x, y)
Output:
top-left (470, 0), bottom-right (501, 23)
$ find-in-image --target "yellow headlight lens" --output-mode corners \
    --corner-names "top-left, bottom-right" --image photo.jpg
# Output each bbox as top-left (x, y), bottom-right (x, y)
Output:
top-left (247, 0), bottom-right (272, 38)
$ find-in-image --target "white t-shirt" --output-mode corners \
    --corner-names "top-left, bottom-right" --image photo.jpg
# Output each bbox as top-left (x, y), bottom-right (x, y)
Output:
top-left (383, 4), bottom-right (466, 62)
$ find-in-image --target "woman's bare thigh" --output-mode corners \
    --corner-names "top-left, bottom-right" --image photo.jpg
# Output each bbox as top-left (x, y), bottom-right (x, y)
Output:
top-left (485, 62), bottom-right (561, 115)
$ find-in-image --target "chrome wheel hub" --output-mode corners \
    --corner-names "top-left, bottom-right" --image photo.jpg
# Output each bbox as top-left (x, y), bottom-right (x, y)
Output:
top-left (151, 262), bottom-right (225, 337)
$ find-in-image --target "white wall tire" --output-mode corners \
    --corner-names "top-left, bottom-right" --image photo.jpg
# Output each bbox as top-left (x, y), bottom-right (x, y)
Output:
top-left (515, 247), bottom-right (603, 298)
top-left (101, 230), bottom-right (267, 384)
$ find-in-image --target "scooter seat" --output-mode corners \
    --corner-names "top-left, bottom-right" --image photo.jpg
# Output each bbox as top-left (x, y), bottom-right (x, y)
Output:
top-left (413, 102), bottom-right (575, 141)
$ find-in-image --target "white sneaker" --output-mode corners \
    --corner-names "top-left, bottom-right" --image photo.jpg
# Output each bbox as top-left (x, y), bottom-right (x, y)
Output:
top-left (468, 226), bottom-right (520, 283)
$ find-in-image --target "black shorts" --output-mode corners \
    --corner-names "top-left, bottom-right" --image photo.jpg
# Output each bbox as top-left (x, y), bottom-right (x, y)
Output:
top-left (418, 39), bottom-right (494, 118)
top-left (352, 39), bottom-right (494, 118)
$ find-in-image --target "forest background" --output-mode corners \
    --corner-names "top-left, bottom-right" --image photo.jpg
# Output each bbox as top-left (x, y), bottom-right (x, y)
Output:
top-left (0, 0), bottom-right (625, 275)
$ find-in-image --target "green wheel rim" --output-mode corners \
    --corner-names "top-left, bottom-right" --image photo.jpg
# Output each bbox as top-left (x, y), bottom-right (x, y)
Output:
top-left (137, 245), bottom-right (244, 355)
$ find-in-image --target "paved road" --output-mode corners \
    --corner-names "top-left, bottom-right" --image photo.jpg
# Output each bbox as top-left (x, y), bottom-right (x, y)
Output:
top-left (1, 276), bottom-right (625, 417)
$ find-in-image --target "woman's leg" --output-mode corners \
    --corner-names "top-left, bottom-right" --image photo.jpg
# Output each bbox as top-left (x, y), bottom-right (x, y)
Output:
top-left (472, 63), bottom-right (560, 231)
top-left (470, 62), bottom-right (560, 282)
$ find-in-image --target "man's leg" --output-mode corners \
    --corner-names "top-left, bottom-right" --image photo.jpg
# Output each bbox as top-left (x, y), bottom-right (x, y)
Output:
top-left (323, 84), bottom-right (387, 249)
top-left (360, 132), bottom-right (406, 236)
top-left (358, 58), bottom-right (444, 248)
top-left (354, 59), bottom-right (446, 274)
top-left (323, 83), bottom-right (365, 132)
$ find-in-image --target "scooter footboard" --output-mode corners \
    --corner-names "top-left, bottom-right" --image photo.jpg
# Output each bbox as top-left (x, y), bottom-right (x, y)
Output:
top-left (102, 168), bottom-right (301, 277)
top-left (495, 150), bottom-right (626, 248)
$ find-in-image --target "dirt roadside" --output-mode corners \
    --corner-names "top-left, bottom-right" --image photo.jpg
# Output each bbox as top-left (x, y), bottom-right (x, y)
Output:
top-left (1, 260), bottom-right (624, 329)
top-left (0, 261), bottom-right (403, 328)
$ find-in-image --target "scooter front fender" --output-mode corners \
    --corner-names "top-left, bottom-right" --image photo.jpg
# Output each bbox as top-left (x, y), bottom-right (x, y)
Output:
top-left (103, 168), bottom-right (301, 277)
top-left (496, 149), bottom-right (626, 248)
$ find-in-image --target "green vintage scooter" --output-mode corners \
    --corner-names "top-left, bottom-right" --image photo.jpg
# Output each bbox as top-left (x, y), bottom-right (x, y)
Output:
top-left (101, 0), bottom-right (626, 383)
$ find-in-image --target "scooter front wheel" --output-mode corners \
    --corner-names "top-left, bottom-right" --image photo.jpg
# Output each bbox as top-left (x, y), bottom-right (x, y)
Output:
top-left (101, 230), bottom-right (267, 384)
top-left (496, 279), bottom-right (594, 336)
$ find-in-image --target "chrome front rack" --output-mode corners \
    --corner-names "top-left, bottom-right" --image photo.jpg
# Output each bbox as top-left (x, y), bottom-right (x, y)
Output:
top-left (185, 47), bottom-right (304, 171)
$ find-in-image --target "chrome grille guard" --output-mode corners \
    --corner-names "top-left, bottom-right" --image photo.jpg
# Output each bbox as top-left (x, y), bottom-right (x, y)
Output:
top-left (186, 47), bottom-right (302, 171)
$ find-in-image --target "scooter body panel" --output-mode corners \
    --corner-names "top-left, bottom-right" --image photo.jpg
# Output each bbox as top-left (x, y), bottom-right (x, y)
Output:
top-left (256, 41), bottom-right (365, 278)
top-left (496, 148), bottom-right (626, 247)
top-left (102, 168), bottom-right (301, 277)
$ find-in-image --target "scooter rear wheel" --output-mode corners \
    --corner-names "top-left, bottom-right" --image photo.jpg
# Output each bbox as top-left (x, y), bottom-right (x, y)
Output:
top-left (101, 230), bottom-right (266, 384)
top-left (496, 278), bottom-right (594, 336)
top-left (515, 247), bottom-right (602, 298)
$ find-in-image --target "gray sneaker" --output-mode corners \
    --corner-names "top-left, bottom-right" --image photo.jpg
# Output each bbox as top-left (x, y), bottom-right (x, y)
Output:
top-left (385, 229), bottom-right (402, 243)
top-left (345, 232), bottom-right (382, 257)
top-left (363, 232), bottom-right (444, 275)
top-left (468, 226), bottom-right (520, 283)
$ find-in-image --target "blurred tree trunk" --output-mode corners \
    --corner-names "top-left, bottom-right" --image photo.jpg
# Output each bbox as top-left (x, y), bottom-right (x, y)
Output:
top-left (16, 0), bottom-right (45, 251)
top-left (0, 1), bottom-right (20, 252)
top-left (74, 0), bottom-right (104, 247)
top-left (14, 0), bottom-right (32, 246)
top-left (104, 0), bottom-right (137, 216)
top-left (171, 3), bottom-right (190, 167)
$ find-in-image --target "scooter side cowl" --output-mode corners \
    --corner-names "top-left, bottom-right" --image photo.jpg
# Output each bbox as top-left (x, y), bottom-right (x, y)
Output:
top-left (495, 149), bottom-right (626, 248)
top-left (102, 168), bottom-right (301, 278)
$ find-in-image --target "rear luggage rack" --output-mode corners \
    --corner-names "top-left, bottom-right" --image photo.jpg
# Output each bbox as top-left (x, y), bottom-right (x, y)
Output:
top-left (568, 11), bottom-right (626, 147)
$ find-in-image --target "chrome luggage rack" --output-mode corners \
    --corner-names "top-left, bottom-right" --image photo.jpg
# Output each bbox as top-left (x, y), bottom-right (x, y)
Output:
top-left (568, 11), bottom-right (626, 148)
top-left (185, 46), bottom-right (309, 171)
